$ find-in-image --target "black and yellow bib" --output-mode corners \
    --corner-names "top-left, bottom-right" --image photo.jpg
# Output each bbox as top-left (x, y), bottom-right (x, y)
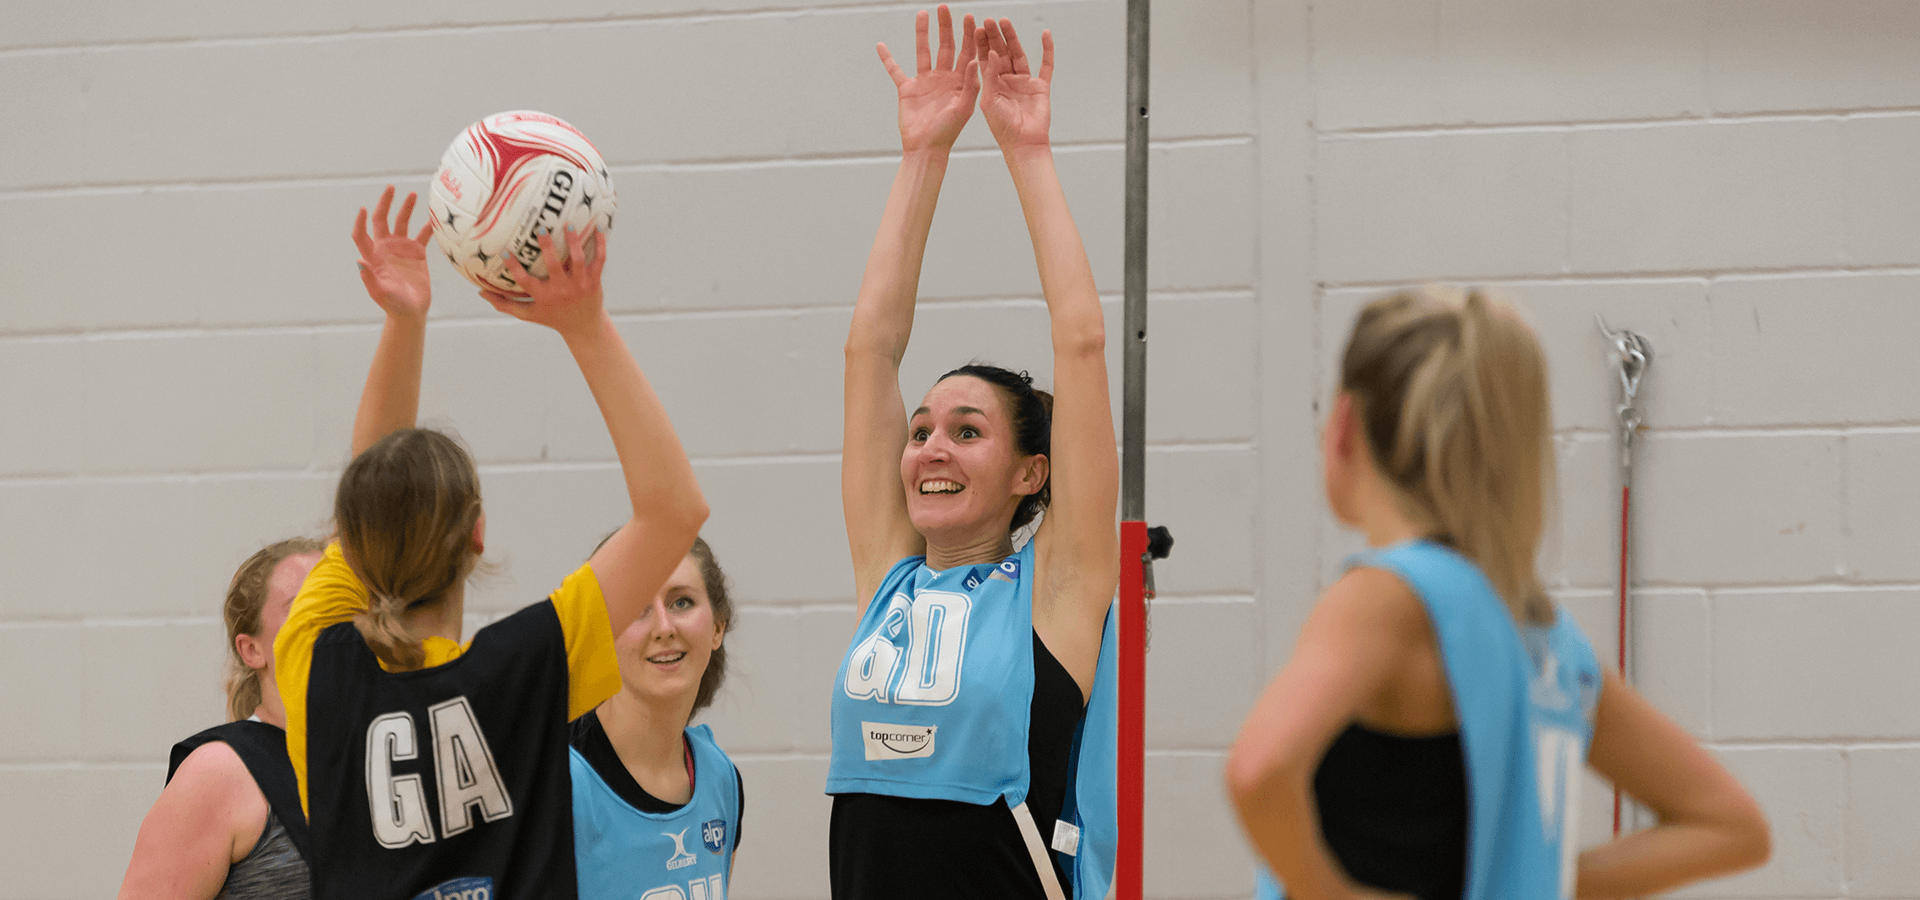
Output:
top-left (304, 602), bottom-right (577, 900)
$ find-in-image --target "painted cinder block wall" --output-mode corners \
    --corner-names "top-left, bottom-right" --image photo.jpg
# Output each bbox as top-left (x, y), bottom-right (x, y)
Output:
top-left (3, 1), bottom-right (1916, 897)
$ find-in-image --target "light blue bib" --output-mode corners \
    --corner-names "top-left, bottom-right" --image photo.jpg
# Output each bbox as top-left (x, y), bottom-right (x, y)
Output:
top-left (1258, 541), bottom-right (1601, 900)
top-left (828, 542), bottom-right (1038, 807)
top-left (571, 724), bottom-right (739, 900)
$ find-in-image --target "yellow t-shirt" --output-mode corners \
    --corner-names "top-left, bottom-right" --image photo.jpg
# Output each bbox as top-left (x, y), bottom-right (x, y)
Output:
top-left (273, 543), bottom-right (620, 813)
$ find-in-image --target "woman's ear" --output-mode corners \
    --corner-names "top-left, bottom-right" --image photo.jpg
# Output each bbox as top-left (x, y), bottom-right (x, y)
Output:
top-left (1015, 454), bottom-right (1049, 496)
top-left (1328, 393), bottom-right (1362, 463)
top-left (471, 511), bottom-right (487, 557)
top-left (235, 631), bottom-right (270, 671)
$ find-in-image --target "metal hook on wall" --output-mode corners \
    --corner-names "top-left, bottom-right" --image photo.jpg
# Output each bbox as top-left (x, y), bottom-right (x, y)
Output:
top-left (1596, 314), bottom-right (1653, 436)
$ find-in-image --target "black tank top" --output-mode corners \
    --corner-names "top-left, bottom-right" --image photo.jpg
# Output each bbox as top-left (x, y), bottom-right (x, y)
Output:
top-left (1312, 723), bottom-right (1468, 900)
top-left (168, 720), bottom-right (312, 899)
top-left (829, 631), bottom-right (1084, 899)
top-left (302, 603), bottom-right (578, 900)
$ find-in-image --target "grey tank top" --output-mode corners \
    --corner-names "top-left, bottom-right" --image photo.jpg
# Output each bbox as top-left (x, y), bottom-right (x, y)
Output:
top-left (219, 810), bottom-right (310, 900)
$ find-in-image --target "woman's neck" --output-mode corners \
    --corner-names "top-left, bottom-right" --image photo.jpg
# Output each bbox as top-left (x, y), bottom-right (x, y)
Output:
top-left (924, 529), bottom-right (1017, 571)
top-left (253, 673), bottom-right (287, 728)
top-left (1353, 473), bottom-right (1430, 548)
top-left (598, 690), bottom-right (695, 805)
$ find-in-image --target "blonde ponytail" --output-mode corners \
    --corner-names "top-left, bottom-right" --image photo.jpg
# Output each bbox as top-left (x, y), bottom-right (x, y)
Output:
top-left (1341, 286), bottom-right (1556, 625)
top-left (336, 428), bottom-right (484, 671)
top-left (353, 595), bottom-right (428, 671)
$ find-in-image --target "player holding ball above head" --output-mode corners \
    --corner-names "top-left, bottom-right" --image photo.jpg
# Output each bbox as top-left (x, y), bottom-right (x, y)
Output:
top-left (117, 537), bottom-right (325, 900)
top-left (274, 183), bottom-right (707, 899)
top-left (1224, 287), bottom-right (1770, 900)
top-left (568, 534), bottom-right (743, 900)
top-left (832, 8), bottom-right (1118, 900)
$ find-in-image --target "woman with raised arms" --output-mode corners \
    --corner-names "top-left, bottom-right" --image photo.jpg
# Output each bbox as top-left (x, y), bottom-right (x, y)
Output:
top-left (829, 8), bottom-right (1119, 900)
top-left (274, 187), bottom-right (706, 899)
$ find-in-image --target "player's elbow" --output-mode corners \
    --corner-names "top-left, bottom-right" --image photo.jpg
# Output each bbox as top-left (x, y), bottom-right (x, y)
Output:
top-left (1720, 792), bottom-right (1771, 875)
top-left (1223, 736), bottom-right (1298, 815)
top-left (675, 494), bottom-right (711, 539)
top-left (1051, 323), bottom-right (1105, 362)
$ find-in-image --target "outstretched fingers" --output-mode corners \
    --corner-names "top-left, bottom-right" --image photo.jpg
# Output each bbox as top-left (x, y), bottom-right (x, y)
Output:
top-left (877, 42), bottom-right (908, 87)
top-left (352, 207), bottom-right (375, 258)
top-left (562, 226), bottom-right (588, 279)
top-left (1000, 18), bottom-right (1030, 76)
top-left (914, 9), bottom-right (932, 75)
top-left (480, 288), bottom-right (531, 319)
top-left (413, 220), bottom-right (433, 245)
top-left (391, 191), bottom-right (418, 239)
top-left (501, 243), bottom-right (537, 296)
top-left (957, 13), bottom-right (977, 70)
top-left (935, 5), bottom-right (955, 71)
top-left (369, 185), bottom-right (395, 239)
top-left (1038, 29), bottom-right (1054, 84)
top-left (586, 229), bottom-right (608, 281)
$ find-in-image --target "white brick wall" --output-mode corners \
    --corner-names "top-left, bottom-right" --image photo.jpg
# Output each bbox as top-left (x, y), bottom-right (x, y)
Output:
top-left (2, 2), bottom-right (1912, 898)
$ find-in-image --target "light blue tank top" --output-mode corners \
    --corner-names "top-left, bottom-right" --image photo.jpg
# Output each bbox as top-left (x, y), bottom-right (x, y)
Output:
top-left (1257, 541), bottom-right (1601, 900)
top-left (827, 542), bottom-right (1038, 807)
top-left (571, 724), bottom-right (739, 900)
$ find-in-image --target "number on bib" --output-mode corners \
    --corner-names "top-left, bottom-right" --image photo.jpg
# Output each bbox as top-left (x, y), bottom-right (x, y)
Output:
top-left (641, 874), bottom-right (725, 900)
top-left (1535, 723), bottom-right (1583, 900)
top-left (842, 590), bottom-right (972, 707)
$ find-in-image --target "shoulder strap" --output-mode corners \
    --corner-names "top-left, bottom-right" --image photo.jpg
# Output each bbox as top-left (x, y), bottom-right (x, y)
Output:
top-left (168, 721), bottom-right (312, 862)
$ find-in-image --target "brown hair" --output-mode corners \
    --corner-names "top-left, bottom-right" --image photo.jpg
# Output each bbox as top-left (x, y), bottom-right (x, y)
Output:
top-left (223, 536), bottom-right (327, 721)
top-left (335, 428), bottom-right (484, 670)
top-left (687, 536), bottom-right (735, 717)
top-left (1339, 286), bottom-right (1556, 625)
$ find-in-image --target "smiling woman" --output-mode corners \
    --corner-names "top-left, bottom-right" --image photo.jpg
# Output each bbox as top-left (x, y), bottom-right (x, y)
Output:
top-left (829, 8), bottom-right (1119, 900)
top-left (569, 535), bottom-right (744, 899)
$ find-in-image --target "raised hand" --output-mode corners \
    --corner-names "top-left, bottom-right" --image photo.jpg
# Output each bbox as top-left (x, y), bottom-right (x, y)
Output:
top-left (481, 226), bottom-right (608, 337)
top-left (976, 18), bottom-right (1053, 151)
top-left (878, 5), bottom-right (979, 152)
top-left (352, 185), bottom-right (434, 320)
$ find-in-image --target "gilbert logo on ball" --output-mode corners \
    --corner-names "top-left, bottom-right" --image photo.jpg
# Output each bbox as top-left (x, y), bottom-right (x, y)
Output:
top-left (427, 110), bottom-right (616, 297)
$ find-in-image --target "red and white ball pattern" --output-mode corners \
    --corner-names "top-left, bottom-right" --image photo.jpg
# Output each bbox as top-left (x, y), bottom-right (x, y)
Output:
top-left (427, 110), bottom-right (616, 296)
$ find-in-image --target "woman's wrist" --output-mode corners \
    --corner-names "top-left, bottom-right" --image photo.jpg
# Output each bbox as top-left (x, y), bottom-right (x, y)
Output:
top-left (998, 141), bottom-right (1056, 184)
top-left (900, 143), bottom-right (955, 165)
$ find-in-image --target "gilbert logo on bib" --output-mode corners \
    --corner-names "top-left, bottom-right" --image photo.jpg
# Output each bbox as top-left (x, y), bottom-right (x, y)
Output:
top-left (862, 722), bottom-right (937, 760)
top-left (663, 828), bottom-right (698, 870)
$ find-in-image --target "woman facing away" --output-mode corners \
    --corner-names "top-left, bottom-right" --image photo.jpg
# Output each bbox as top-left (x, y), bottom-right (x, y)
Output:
top-left (273, 186), bottom-right (706, 899)
top-left (569, 535), bottom-right (743, 899)
top-left (1226, 287), bottom-right (1770, 900)
top-left (118, 537), bottom-right (325, 900)
top-left (830, 8), bottom-right (1119, 900)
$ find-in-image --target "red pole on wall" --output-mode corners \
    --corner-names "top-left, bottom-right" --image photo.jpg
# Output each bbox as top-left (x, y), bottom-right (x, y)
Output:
top-left (1118, 1), bottom-right (1150, 898)
top-left (1117, 523), bottom-right (1147, 900)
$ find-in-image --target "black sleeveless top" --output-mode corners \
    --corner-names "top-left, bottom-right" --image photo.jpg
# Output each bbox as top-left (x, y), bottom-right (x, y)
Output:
top-left (168, 720), bottom-right (312, 899)
top-left (829, 631), bottom-right (1084, 899)
top-left (1312, 723), bottom-right (1469, 900)
top-left (303, 604), bottom-right (578, 900)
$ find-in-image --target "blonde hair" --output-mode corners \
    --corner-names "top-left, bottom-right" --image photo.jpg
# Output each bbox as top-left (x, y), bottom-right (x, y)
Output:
top-left (223, 536), bottom-right (327, 721)
top-left (335, 428), bottom-right (484, 670)
top-left (1340, 286), bottom-right (1556, 625)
